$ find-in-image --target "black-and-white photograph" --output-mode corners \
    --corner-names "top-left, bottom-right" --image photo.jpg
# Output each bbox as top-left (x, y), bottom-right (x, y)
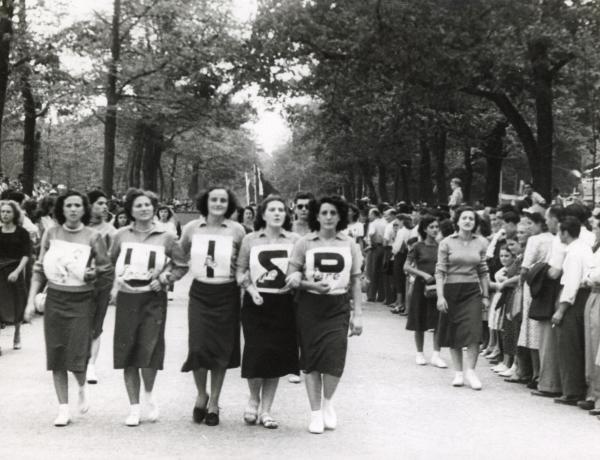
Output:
top-left (1, 0), bottom-right (600, 458)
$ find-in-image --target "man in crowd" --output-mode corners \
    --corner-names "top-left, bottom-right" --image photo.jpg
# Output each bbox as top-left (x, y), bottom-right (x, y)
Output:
top-left (366, 207), bottom-right (387, 302)
top-left (291, 192), bottom-right (314, 236)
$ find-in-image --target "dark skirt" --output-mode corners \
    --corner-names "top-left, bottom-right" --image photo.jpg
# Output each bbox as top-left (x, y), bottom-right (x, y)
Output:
top-left (295, 291), bottom-right (350, 378)
top-left (113, 290), bottom-right (167, 370)
top-left (0, 261), bottom-right (27, 325)
top-left (44, 288), bottom-right (94, 372)
top-left (91, 284), bottom-right (112, 340)
top-left (393, 250), bottom-right (408, 295)
top-left (181, 280), bottom-right (240, 372)
top-left (241, 292), bottom-right (299, 378)
top-left (438, 283), bottom-right (482, 348)
top-left (406, 277), bottom-right (438, 332)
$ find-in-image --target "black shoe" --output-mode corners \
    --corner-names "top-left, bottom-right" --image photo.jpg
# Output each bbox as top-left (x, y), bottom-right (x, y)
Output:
top-left (193, 405), bottom-right (207, 424)
top-left (205, 411), bottom-right (219, 426)
top-left (531, 390), bottom-right (561, 398)
top-left (553, 396), bottom-right (580, 406)
top-left (526, 379), bottom-right (538, 390)
top-left (577, 400), bottom-right (595, 411)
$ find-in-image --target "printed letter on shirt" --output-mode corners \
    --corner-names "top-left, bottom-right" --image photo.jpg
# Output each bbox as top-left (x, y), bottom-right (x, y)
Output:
top-left (190, 234), bottom-right (233, 281)
top-left (43, 240), bottom-right (92, 286)
top-left (250, 243), bottom-right (293, 293)
top-left (115, 242), bottom-right (167, 291)
top-left (305, 246), bottom-right (352, 295)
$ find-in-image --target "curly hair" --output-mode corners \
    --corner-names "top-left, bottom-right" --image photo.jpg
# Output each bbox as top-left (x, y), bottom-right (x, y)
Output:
top-left (54, 190), bottom-right (91, 225)
top-left (0, 199), bottom-right (22, 226)
top-left (308, 195), bottom-right (349, 232)
top-left (196, 187), bottom-right (238, 218)
top-left (417, 215), bottom-right (438, 240)
top-left (123, 188), bottom-right (159, 221)
top-left (156, 204), bottom-right (174, 221)
top-left (453, 206), bottom-right (480, 233)
top-left (253, 195), bottom-right (292, 231)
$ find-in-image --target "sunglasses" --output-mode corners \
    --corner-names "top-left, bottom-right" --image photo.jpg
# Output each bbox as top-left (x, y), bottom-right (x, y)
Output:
top-left (296, 204), bottom-right (308, 210)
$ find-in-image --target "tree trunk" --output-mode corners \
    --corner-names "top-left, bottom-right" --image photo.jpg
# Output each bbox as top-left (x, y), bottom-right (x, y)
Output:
top-left (127, 120), bottom-right (144, 188)
top-left (483, 120), bottom-right (508, 207)
top-left (102, 0), bottom-right (120, 196)
top-left (419, 133), bottom-right (433, 204)
top-left (393, 167), bottom-right (400, 202)
top-left (377, 160), bottom-right (389, 203)
top-left (169, 151), bottom-right (178, 201)
top-left (0, 2), bottom-right (14, 175)
top-left (463, 145), bottom-right (473, 203)
top-left (188, 160), bottom-right (201, 198)
top-left (400, 160), bottom-right (411, 202)
top-left (141, 124), bottom-right (163, 192)
top-left (21, 73), bottom-right (35, 195)
top-left (432, 127), bottom-right (447, 205)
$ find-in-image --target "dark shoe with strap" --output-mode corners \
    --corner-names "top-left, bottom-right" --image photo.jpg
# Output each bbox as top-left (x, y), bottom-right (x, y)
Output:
top-left (205, 411), bottom-right (220, 426)
top-left (553, 396), bottom-right (580, 406)
top-left (193, 398), bottom-right (208, 424)
top-left (531, 389), bottom-right (561, 398)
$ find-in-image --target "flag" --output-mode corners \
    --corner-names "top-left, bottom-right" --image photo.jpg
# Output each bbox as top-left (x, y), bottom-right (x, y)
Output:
top-left (245, 172), bottom-right (250, 205)
top-left (257, 167), bottom-right (264, 197)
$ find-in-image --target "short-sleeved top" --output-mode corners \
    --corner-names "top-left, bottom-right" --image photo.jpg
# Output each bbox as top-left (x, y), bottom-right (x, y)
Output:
top-left (237, 229), bottom-right (300, 294)
top-left (0, 226), bottom-right (32, 261)
top-left (407, 241), bottom-right (438, 275)
top-left (289, 231), bottom-right (363, 295)
top-left (179, 218), bottom-right (246, 284)
top-left (110, 224), bottom-right (187, 294)
top-left (521, 232), bottom-right (554, 269)
top-left (435, 233), bottom-right (489, 284)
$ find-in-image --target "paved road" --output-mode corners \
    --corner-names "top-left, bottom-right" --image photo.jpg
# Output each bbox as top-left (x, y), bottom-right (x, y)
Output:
top-left (1, 275), bottom-right (599, 459)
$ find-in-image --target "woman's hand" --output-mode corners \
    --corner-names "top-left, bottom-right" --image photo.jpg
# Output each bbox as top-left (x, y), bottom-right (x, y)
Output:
top-left (312, 282), bottom-right (332, 294)
top-left (83, 267), bottom-right (97, 282)
top-left (24, 301), bottom-right (36, 323)
top-left (250, 291), bottom-right (264, 306)
top-left (349, 314), bottom-right (363, 337)
top-left (424, 274), bottom-right (435, 283)
top-left (158, 272), bottom-right (172, 286)
top-left (284, 272), bottom-right (301, 289)
top-left (7, 270), bottom-right (19, 283)
top-left (436, 296), bottom-right (448, 313)
top-left (551, 309), bottom-right (564, 327)
top-left (149, 279), bottom-right (162, 292)
top-left (482, 297), bottom-right (490, 309)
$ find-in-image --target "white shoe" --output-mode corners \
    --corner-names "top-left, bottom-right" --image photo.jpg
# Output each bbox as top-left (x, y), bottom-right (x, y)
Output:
top-left (465, 370), bottom-right (482, 390)
top-left (430, 355), bottom-right (448, 368)
top-left (145, 396), bottom-right (159, 423)
top-left (78, 387), bottom-right (89, 414)
top-left (498, 369), bottom-right (513, 378)
top-left (54, 405), bottom-right (70, 427)
top-left (288, 375), bottom-right (301, 384)
top-left (125, 405), bottom-right (140, 427)
top-left (308, 411), bottom-right (324, 434)
top-left (492, 363), bottom-right (508, 373)
top-left (415, 353), bottom-right (427, 366)
top-left (86, 365), bottom-right (98, 384)
top-left (323, 401), bottom-right (337, 430)
top-left (452, 372), bottom-right (464, 387)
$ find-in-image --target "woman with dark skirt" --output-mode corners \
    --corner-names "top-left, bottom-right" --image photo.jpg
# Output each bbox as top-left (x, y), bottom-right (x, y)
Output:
top-left (435, 207), bottom-right (490, 390)
top-left (111, 189), bottom-right (187, 426)
top-left (287, 196), bottom-right (363, 434)
top-left (24, 190), bottom-right (113, 426)
top-left (0, 200), bottom-right (31, 354)
top-left (404, 215), bottom-right (446, 368)
top-left (179, 187), bottom-right (246, 427)
top-left (236, 195), bottom-right (300, 429)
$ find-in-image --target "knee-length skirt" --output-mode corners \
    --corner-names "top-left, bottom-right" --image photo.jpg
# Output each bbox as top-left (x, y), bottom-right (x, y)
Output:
top-left (0, 261), bottom-right (27, 325)
top-left (114, 290), bottom-right (167, 370)
top-left (181, 280), bottom-right (240, 372)
top-left (438, 283), bottom-right (482, 348)
top-left (241, 292), bottom-right (299, 378)
top-left (44, 288), bottom-right (94, 372)
top-left (518, 283), bottom-right (540, 350)
top-left (295, 291), bottom-right (350, 378)
top-left (406, 277), bottom-right (438, 332)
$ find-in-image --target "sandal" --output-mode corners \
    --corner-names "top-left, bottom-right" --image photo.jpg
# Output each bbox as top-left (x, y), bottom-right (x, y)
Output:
top-left (260, 413), bottom-right (279, 429)
top-left (243, 401), bottom-right (259, 424)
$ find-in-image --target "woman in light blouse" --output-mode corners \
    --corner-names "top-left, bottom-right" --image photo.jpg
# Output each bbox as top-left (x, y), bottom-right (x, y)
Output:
top-left (287, 196), bottom-right (363, 434)
top-left (436, 207), bottom-right (490, 390)
top-left (179, 187), bottom-right (246, 427)
top-left (236, 195), bottom-right (300, 429)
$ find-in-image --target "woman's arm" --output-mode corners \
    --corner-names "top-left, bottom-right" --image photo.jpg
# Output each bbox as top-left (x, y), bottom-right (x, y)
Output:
top-left (349, 275), bottom-right (363, 337)
top-left (7, 255), bottom-right (29, 282)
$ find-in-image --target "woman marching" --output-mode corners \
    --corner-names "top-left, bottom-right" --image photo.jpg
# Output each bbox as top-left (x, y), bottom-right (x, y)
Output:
top-left (287, 195), bottom-right (363, 434)
top-left (0, 200), bottom-right (31, 354)
top-left (111, 189), bottom-right (187, 426)
top-left (179, 187), bottom-right (246, 426)
top-left (435, 207), bottom-right (490, 390)
top-left (404, 215), bottom-right (446, 368)
top-left (24, 190), bottom-right (113, 426)
top-left (236, 195), bottom-right (300, 429)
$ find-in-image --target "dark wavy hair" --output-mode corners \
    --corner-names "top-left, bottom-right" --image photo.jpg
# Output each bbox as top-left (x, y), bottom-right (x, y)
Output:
top-left (308, 195), bottom-right (349, 232)
top-left (113, 208), bottom-right (130, 229)
top-left (453, 206), bottom-right (480, 232)
top-left (123, 188), bottom-right (159, 221)
top-left (253, 195), bottom-right (292, 231)
top-left (54, 190), bottom-right (91, 225)
top-left (417, 215), bottom-right (438, 240)
top-left (0, 199), bottom-right (22, 225)
top-left (196, 187), bottom-right (238, 218)
top-left (156, 204), bottom-right (174, 220)
top-left (87, 189), bottom-right (107, 205)
top-left (348, 203), bottom-right (360, 223)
